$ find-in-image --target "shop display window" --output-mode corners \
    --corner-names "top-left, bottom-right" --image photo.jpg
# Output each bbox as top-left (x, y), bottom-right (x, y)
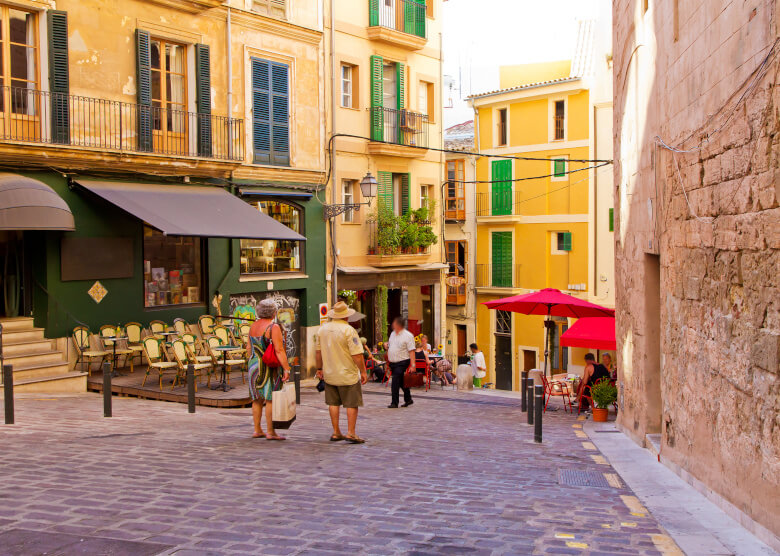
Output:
top-left (240, 200), bottom-right (303, 275)
top-left (143, 226), bottom-right (203, 307)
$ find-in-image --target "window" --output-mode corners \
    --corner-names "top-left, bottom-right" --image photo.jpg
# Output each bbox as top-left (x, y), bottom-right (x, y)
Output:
top-left (418, 80), bottom-right (434, 119)
top-left (253, 0), bottom-right (286, 19)
top-left (377, 171), bottom-right (410, 216)
top-left (496, 310), bottom-right (512, 335)
top-left (340, 64), bottom-right (358, 108)
top-left (446, 160), bottom-right (465, 220)
top-left (420, 184), bottom-right (429, 209)
top-left (0, 6), bottom-right (39, 116)
top-left (553, 159), bottom-right (566, 177)
top-left (554, 100), bottom-right (565, 140)
top-left (251, 57), bottom-right (290, 166)
top-left (240, 200), bottom-right (303, 274)
top-left (497, 108), bottom-right (508, 146)
top-left (446, 240), bottom-right (467, 305)
top-left (491, 231), bottom-right (512, 287)
top-left (556, 232), bottom-right (572, 252)
top-left (143, 226), bottom-right (203, 307)
top-left (150, 38), bottom-right (187, 140)
top-left (342, 179), bottom-right (356, 222)
top-left (491, 159), bottom-right (512, 216)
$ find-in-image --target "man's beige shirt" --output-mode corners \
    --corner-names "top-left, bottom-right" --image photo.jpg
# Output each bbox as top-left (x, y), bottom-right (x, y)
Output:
top-left (315, 319), bottom-right (363, 386)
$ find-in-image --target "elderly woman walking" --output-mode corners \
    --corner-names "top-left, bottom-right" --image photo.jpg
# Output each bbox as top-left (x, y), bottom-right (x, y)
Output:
top-left (247, 299), bottom-right (291, 440)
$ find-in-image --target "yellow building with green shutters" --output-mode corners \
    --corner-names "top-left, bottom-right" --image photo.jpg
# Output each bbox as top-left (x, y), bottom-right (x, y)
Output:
top-left (468, 20), bottom-right (615, 391)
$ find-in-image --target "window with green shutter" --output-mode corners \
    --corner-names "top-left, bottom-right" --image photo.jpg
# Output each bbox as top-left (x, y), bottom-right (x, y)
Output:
top-left (609, 208), bottom-right (614, 232)
top-left (491, 231), bottom-right (512, 287)
top-left (370, 55), bottom-right (384, 141)
top-left (553, 158), bottom-right (566, 177)
top-left (195, 43), bottom-right (212, 157)
top-left (135, 29), bottom-right (153, 152)
top-left (377, 171), bottom-right (393, 211)
top-left (557, 232), bottom-right (572, 252)
top-left (48, 10), bottom-right (70, 144)
top-left (251, 57), bottom-right (290, 166)
top-left (400, 173), bottom-right (410, 215)
top-left (491, 160), bottom-right (512, 216)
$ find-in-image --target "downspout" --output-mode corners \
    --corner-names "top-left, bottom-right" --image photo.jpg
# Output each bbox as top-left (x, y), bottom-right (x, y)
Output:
top-left (592, 104), bottom-right (598, 300)
top-left (329, 0), bottom-right (338, 303)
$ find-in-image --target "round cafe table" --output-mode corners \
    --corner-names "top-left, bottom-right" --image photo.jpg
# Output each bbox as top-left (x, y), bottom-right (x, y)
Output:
top-left (102, 335), bottom-right (128, 377)
top-left (210, 345), bottom-right (236, 392)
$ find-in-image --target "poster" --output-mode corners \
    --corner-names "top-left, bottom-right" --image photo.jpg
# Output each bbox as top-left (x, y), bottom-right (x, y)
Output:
top-left (229, 290), bottom-right (301, 367)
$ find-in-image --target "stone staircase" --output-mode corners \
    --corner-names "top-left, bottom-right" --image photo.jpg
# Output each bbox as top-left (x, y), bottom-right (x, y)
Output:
top-left (0, 317), bottom-right (86, 394)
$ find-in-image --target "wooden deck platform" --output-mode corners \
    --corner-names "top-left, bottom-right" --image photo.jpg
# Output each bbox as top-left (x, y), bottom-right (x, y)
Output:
top-left (87, 366), bottom-right (252, 408)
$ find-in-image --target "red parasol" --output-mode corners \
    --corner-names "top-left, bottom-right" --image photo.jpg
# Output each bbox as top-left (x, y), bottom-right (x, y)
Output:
top-left (560, 317), bottom-right (616, 350)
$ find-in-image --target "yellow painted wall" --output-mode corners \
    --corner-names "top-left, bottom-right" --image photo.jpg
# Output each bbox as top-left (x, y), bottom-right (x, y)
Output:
top-left (499, 60), bottom-right (571, 89)
top-left (509, 99), bottom-right (548, 146)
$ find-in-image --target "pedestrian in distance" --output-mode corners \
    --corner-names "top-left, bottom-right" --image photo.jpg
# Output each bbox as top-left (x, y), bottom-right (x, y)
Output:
top-left (247, 299), bottom-right (292, 441)
top-left (387, 316), bottom-right (416, 408)
top-left (470, 343), bottom-right (487, 388)
top-left (315, 301), bottom-right (369, 444)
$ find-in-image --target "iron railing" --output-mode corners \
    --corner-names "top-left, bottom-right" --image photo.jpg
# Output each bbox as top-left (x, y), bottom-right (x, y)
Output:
top-left (475, 264), bottom-right (522, 289)
top-left (476, 191), bottom-right (524, 217)
top-left (369, 0), bottom-right (427, 39)
top-left (0, 86), bottom-right (245, 161)
top-left (371, 106), bottom-right (429, 148)
top-left (367, 219), bottom-right (433, 256)
top-left (554, 114), bottom-right (565, 140)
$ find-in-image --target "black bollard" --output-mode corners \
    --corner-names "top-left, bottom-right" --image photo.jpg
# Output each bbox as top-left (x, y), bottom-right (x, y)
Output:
top-left (293, 366), bottom-right (301, 404)
top-left (187, 364), bottom-right (195, 414)
top-left (102, 361), bottom-right (112, 418)
top-left (3, 364), bottom-right (13, 425)
top-left (521, 371), bottom-right (528, 412)
top-left (534, 384), bottom-right (543, 443)
top-left (527, 379), bottom-right (534, 425)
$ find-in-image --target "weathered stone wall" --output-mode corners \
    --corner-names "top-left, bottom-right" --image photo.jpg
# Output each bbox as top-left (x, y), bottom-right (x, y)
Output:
top-left (613, 0), bottom-right (779, 540)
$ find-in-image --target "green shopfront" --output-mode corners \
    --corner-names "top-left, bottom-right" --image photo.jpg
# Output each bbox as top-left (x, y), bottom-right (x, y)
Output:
top-left (24, 171), bottom-right (326, 376)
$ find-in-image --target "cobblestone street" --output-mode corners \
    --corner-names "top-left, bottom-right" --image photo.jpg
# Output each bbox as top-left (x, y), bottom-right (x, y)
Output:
top-left (0, 386), bottom-right (678, 555)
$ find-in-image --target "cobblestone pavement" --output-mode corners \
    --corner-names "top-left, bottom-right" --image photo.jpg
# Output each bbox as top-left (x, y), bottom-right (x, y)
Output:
top-left (0, 385), bottom-right (680, 555)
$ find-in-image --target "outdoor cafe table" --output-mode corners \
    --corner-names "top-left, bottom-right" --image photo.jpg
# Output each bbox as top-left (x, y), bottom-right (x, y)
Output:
top-left (211, 345), bottom-right (237, 392)
top-left (103, 335), bottom-right (128, 377)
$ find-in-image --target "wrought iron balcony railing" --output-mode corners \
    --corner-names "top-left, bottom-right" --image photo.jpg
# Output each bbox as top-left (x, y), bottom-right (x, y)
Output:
top-left (476, 191), bottom-right (524, 217)
top-left (0, 86), bottom-right (245, 161)
top-left (370, 107), bottom-right (429, 149)
top-left (475, 264), bottom-right (522, 289)
top-left (369, 0), bottom-right (427, 39)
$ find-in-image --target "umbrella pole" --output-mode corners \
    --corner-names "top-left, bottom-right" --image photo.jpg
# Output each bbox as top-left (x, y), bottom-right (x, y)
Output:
top-left (543, 306), bottom-right (550, 378)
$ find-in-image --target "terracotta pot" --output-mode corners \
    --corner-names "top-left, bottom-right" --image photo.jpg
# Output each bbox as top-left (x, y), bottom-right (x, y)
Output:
top-left (592, 407), bottom-right (609, 422)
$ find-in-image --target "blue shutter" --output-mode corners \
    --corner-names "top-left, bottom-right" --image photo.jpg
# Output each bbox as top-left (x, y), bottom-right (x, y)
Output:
top-left (252, 58), bottom-right (289, 166)
top-left (270, 62), bottom-right (290, 166)
top-left (251, 58), bottom-right (271, 164)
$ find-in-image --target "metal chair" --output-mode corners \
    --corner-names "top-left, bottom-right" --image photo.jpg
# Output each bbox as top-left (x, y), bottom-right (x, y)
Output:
top-left (141, 337), bottom-right (177, 389)
top-left (71, 326), bottom-right (108, 377)
top-left (541, 374), bottom-right (573, 413)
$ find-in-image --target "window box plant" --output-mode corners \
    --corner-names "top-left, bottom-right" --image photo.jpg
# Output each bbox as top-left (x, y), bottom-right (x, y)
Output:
top-left (590, 378), bottom-right (617, 422)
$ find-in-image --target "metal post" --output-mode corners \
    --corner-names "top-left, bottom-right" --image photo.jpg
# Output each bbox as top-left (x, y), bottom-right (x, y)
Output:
top-left (187, 364), bottom-right (195, 414)
top-left (521, 371), bottom-right (528, 412)
top-left (527, 379), bottom-right (534, 425)
top-left (293, 366), bottom-right (301, 405)
top-left (0, 322), bottom-right (4, 369)
top-left (3, 364), bottom-right (13, 425)
top-left (102, 361), bottom-right (111, 418)
top-left (534, 384), bottom-right (543, 443)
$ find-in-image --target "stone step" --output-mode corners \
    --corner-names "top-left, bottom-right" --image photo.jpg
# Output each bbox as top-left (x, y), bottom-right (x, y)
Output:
top-left (3, 350), bottom-right (66, 368)
top-left (10, 361), bottom-right (70, 382)
top-left (1, 339), bottom-right (55, 357)
top-left (8, 372), bottom-right (87, 394)
top-left (0, 317), bottom-right (36, 332)
top-left (1, 328), bottom-right (46, 343)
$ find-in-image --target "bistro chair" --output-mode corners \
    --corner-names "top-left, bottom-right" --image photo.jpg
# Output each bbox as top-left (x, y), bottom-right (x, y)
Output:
top-left (172, 318), bottom-right (189, 336)
top-left (149, 320), bottom-right (167, 338)
top-left (71, 326), bottom-right (108, 377)
top-left (170, 339), bottom-right (213, 391)
top-left (181, 333), bottom-right (214, 364)
top-left (206, 336), bottom-right (246, 386)
top-left (124, 322), bottom-right (145, 367)
top-left (238, 323), bottom-right (251, 347)
top-left (99, 325), bottom-right (135, 372)
top-left (414, 358), bottom-right (432, 392)
top-left (198, 315), bottom-right (216, 338)
top-left (541, 374), bottom-right (573, 413)
top-left (141, 337), bottom-right (177, 389)
top-left (213, 325), bottom-right (245, 356)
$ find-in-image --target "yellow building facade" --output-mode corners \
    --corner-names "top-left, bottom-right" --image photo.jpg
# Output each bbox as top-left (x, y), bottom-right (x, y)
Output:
top-left (469, 20), bottom-right (614, 391)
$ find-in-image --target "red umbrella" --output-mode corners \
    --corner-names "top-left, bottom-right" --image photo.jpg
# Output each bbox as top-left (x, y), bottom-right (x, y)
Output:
top-left (483, 288), bottom-right (614, 376)
top-left (560, 317), bottom-right (616, 350)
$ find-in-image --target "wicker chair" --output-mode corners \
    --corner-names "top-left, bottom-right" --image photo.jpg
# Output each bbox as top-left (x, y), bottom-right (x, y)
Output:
top-left (141, 337), bottom-right (177, 389)
top-left (170, 339), bottom-right (213, 390)
top-left (71, 326), bottom-right (108, 377)
top-left (206, 335), bottom-right (246, 386)
top-left (99, 325), bottom-right (135, 372)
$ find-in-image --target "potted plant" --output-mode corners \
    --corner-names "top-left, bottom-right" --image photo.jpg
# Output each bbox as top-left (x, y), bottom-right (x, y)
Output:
top-left (590, 378), bottom-right (617, 422)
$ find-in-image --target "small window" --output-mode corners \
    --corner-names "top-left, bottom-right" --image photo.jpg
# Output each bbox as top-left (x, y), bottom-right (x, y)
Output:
top-left (253, 0), bottom-right (286, 19)
top-left (420, 184), bottom-right (430, 209)
top-left (418, 80), bottom-right (434, 120)
top-left (553, 158), bottom-right (567, 178)
top-left (341, 65), bottom-right (352, 107)
top-left (609, 208), bottom-right (614, 232)
top-left (342, 179), bottom-right (356, 223)
top-left (556, 232), bottom-right (572, 252)
top-left (554, 100), bottom-right (565, 140)
top-left (497, 108), bottom-right (508, 146)
top-left (240, 200), bottom-right (303, 274)
top-left (144, 226), bottom-right (203, 307)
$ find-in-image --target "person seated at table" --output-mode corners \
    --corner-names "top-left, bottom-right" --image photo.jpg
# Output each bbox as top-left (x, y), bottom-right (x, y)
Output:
top-left (577, 353), bottom-right (610, 409)
top-left (414, 338), bottom-right (430, 371)
top-left (433, 358), bottom-right (455, 386)
top-left (420, 334), bottom-right (432, 355)
top-left (601, 352), bottom-right (616, 379)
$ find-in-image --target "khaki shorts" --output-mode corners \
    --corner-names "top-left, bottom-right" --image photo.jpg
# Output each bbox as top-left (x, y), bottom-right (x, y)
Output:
top-left (324, 382), bottom-right (363, 408)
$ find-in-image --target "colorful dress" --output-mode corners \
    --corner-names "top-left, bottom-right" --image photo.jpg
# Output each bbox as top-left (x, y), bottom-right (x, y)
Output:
top-left (247, 334), bottom-right (279, 402)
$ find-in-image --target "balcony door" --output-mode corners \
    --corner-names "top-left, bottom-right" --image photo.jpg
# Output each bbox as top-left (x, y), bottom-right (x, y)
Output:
top-left (379, 0), bottom-right (396, 28)
top-left (382, 62), bottom-right (397, 142)
top-left (151, 38), bottom-right (188, 155)
top-left (0, 6), bottom-right (39, 141)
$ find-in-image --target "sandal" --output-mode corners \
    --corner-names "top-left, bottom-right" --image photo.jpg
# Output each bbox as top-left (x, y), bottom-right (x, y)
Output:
top-left (266, 434), bottom-right (286, 441)
top-left (330, 434), bottom-right (346, 442)
top-left (252, 432), bottom-right (266, 439)
top-left (345, 435), bottom-right (366, 444)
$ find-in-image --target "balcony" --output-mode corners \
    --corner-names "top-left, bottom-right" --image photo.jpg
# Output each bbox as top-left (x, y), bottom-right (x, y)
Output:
top-left (476, 191), bottom-right (523, 218)
top-left (0, 86), bottom-right (244, 162)
top-left (368, 107), bottom-right (429, 158)
top-left (445, 181), bottom-right (465, 221)
top-left (366, 214), bottom-right (435, 267)
top-left (475, 264), bottom-right (522, 290)
top-left (446, 272), bottom-right (466, 305)
top-left (368, 0), bottom-right (427, 50)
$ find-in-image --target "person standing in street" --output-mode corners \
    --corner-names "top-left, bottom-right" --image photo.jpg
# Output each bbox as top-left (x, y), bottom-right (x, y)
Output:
top-left (387, 317), bottom-right (416, 408)
top-left (470, 343), bottom-right (487, 388)
top-left (315, 301), bottom-right (369, 444)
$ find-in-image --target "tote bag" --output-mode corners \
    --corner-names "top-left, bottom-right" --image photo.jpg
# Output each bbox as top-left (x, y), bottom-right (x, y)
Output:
top-left (272, 383), bottom-right (297, 429)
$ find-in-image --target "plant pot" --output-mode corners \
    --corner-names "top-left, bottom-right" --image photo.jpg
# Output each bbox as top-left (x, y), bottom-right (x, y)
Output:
top-left (592, 407), bottom-right (609, 422)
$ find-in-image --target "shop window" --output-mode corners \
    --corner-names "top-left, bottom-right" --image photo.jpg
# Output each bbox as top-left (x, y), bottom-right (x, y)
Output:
top-left (143, 226), bottom-right (203, 307)
top-left (240, 200), bottom-right (303, 274)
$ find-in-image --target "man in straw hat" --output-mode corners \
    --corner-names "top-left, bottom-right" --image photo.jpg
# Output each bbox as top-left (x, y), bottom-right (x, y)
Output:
top-left (315, 301), bottom-right (369, 444)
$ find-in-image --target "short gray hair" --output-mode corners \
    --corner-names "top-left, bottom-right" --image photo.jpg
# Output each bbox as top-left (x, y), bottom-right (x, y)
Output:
top-left (257, 299), bottom-right (278, 319)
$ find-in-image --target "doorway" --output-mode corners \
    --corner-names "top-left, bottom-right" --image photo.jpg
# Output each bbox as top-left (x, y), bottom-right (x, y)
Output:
top-left (386, 287), bottom-right (402, 339)
top-left (456, 324), bottom-right (467, 364)
top-left (644, 254), bottom-right (662, 433)
top-left (0, 231), bottom-right (28, 318)
top-left (494, 309), bottom-right (512, 390)
top-left (523, 349), bottom-right (536, 372)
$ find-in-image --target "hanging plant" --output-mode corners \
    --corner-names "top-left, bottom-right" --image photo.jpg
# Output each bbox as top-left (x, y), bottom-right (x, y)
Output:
top-left (377, 284), bottom-right (389, 343)
top-left (338, 289), bottom-right (358, 307)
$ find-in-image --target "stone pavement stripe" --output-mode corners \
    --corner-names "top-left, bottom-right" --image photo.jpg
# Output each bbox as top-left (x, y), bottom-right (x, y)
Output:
top-left (604, 473), bottom-right (622, 488)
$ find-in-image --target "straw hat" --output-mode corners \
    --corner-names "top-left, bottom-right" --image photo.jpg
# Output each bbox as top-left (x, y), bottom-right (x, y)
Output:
top-left (328, 301), bottom-right (355, 319)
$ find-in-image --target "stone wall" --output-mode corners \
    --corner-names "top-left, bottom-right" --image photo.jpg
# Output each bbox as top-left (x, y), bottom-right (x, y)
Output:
top-left (613, 0), bottom-right (779, 541)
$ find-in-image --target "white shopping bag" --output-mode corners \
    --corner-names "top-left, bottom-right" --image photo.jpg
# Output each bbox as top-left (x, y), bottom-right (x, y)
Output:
top-left (272, 383), bottom-right (296, 429)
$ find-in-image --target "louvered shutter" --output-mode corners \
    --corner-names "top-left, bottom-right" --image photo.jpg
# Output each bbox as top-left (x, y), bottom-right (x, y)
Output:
top-left (270, 62), bottom-right (290, 166)
top-left (404, 0), bottom-right (426, 37)
top-left (400, 173), bottom-right (410, 215)
top-left (560, 232), bottom-right (572, 251)
top-left (48, 10), bottom-right (70, 144)
top-left (377, 171), bottom-right (393, 211)
top-left (370, 55), bottom-right (384, 141)
top-left (369, 0), bottom-right (379, 26)
top-left (136, 30), bottom-right (153, 152)
top-left (195, 44), bottom-right (212, 157)
top-left (396, 62), bottom-right (405, 109)
top-left (251, 58), bottom-right (271, 164)
top-left (415, 0), bottom-right (426, 37)
top-left (491, 160), bottom-right (512, 216)
top-left (491, 232), bottom-right (512, 287)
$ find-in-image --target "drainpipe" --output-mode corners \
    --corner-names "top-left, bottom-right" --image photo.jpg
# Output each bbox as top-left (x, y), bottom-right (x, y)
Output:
top-left (329, 0), bottom-right (338, 303)
top-left (592, 104), bottom-right (598, 300)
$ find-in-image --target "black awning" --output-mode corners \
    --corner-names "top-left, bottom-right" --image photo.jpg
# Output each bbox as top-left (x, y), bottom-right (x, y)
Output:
top-left (76, 180), bottom-right (305, 241)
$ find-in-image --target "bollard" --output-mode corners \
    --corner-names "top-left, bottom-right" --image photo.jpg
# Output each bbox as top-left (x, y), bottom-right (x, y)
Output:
top-left (527, 379), bottom-right (534, 425)
top-left (3, 364), bottom-right (13, 425)
top-left (521, 371), bottom-right (528, 412)
top-left (187, 364), bottom-right (195, 414)
top-left (534, 384), bottom-right (543, 443)
top-left (102, 361), bottom-right (112, 418)
top-left (293, 366), bottom-right (301, 405)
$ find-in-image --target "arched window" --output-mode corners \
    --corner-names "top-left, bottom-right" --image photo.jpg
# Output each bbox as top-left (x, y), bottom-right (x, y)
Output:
top-left (240, 200), bottom-right (303, 274)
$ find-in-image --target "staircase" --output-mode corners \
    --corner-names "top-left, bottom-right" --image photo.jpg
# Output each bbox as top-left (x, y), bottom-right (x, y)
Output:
top-left (0, 317), bottom-right (86, 394)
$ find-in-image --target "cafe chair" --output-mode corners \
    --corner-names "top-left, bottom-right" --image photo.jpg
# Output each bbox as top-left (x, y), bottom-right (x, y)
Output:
top-left (172, 318), bottom-right (189, 336)
top-left (206, 336), bottom-right (246, 386)
top-left (170, 339), bottom-right (213, 391)
top-left (124, 322), bottom-right (145, 367)
top-left (141, 337), bottom-right (177, 389)
top-left (414, 358), bottom-right (432, 392)
top-left (213, 325), bottom-right (245, 356)
top-left (238, 323), bottom-right (251, 347)
top-left (149, 320), bottom-right (167, 338)
top-left (99, 325), bottom-right (135, 373)
top-left (541, 374), bottom-right (573, 413)
top-left (181, 333), bottom-right (214, 364)
top-left (71, 326), bottom-right (108, 377)
top-left (198, 315), bottom-right (216, 338)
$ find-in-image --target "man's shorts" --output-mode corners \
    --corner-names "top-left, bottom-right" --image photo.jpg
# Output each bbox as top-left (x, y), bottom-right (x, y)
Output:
top-left (324, 382), bottom-right (363, 408)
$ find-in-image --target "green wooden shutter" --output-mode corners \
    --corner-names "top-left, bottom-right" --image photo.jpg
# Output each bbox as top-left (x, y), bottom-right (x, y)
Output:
top-left (558, 232), bottom-right (572, 251)
top-left (195, 43), bottom-right (212, 157)
top-left (491, 232), bottom-right (512, 287)
top-left (608, 208), bottom-right (614, 232)
top-left (136, 29), bottom-right (153, 152)
top-left (369, 0), bottom-right (379, 26)
top-left (396, 62), bottom-right (405, 110)
top-left (491, 160), bottom-right (512, 216)
top-left (370, 55), bottom-right (384, 141)
top-left (48, 10), bottom-right (70, 144)
top-left (553, 158), bottom-right (566, 177)
top-left (251, 58), bottom-right (271, 164)
top-left (400, 173), bottom-right (410, 215)
top-left (270, 62), bottom-right (290, 166)
top-left (377, 171), bottom-right (393, 211)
